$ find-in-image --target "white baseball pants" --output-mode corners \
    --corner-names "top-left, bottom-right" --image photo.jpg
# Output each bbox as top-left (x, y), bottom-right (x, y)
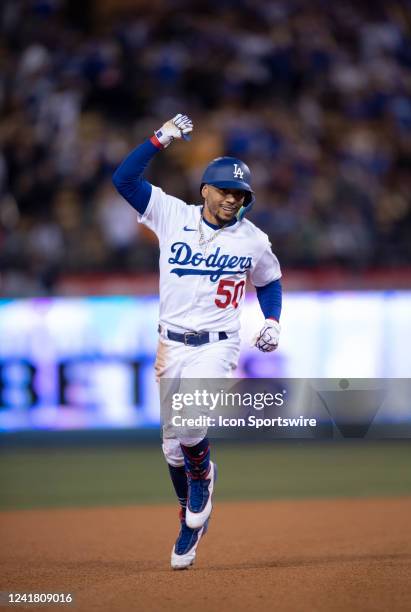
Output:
top-left (155, 334), bottom-right (240, 466)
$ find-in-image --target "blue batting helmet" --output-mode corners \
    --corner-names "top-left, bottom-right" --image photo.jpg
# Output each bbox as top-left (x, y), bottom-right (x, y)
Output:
top-left (201, 156), bottom-right (255, 221)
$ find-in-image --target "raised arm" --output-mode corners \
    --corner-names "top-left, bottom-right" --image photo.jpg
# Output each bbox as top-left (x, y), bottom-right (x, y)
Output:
top-left (112, 114), bottom-right (193, 214)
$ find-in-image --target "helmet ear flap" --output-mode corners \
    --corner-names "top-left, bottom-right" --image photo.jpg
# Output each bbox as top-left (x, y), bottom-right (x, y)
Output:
top-left (236, 192), bottom-right (255, 221)
top-left (236, 206), bottom-right (246, 221)
top-left (244, 191), bottom-right (253, 206)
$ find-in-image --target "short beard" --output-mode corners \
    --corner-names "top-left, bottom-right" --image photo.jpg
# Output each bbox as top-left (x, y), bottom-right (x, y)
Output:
top-left (203, 200), bottom-right (235, 226)
top-left (216, 209), bottom-right (236, 226)
top-left (216, 215), bottom-right (232, 226)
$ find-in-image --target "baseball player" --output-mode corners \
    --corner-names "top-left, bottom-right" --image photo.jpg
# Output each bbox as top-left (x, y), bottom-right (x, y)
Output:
top-left (113, 114), bottom-right (282, 569)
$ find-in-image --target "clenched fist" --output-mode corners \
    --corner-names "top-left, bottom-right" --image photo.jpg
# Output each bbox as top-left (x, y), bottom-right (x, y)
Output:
top-left (154, 114), bottom-right (193, 148)
top-left (252, 319), bottom-right (281, 352)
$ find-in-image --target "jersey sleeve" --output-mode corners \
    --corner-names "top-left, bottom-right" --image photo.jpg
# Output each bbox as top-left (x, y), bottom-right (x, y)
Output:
top-left (137, 185), bottom-right (188, 241)
top-left (249, 236), bottom-right (282, 287)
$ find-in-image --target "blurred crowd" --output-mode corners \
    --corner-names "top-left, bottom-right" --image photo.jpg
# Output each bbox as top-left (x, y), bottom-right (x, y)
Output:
top-left (1, 0), bottom-right (411, 295)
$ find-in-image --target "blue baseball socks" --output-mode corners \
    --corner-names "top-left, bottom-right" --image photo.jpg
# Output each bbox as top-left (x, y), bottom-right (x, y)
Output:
top-left (180, 438), bottom-right (215, 529)
top-left (180, 438), bottom-right (210, 479)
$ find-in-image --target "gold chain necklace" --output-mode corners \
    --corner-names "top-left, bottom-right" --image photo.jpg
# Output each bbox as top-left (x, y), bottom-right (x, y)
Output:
top-left (198, 212), bottom-right (226, 250)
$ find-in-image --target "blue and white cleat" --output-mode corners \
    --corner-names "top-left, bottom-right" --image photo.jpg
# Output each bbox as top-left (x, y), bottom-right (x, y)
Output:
top-left (171, 511), bottom-right (209, 570)
top-left (185, 461), bottom-right (217, 529)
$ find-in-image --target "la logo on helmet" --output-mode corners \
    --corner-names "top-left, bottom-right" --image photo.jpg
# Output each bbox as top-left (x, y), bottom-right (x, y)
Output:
top-left (233, 163), bottom-right (244, 179)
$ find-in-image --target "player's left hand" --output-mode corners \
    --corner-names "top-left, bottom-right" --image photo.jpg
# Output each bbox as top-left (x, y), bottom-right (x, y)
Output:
top-left (252, 319), bottom-right (281, 352)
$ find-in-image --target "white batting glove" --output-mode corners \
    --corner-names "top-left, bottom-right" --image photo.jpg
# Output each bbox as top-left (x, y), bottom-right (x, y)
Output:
top-left (252, 319), bottom-right (281, 353)
top-left (154, 114), bottom-right (193, 148)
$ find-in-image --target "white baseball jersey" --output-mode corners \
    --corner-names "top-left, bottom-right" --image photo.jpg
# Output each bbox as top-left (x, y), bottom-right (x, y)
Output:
top-left (137, 185), bottom-right (281, 333)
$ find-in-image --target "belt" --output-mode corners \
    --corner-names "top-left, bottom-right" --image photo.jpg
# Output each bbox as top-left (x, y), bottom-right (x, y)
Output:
top-left (158, 325), bottom-right (228, 347)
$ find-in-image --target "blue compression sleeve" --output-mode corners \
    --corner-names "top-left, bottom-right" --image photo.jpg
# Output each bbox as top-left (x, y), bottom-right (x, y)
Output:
top-left (256, 279), bottom-right (282, 321)
top-left (112, 139), bottom-right (160, 214)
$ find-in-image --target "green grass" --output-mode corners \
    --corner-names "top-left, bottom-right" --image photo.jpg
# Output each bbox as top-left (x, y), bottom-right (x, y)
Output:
top-left (0, 442), bottom-right (410, 511)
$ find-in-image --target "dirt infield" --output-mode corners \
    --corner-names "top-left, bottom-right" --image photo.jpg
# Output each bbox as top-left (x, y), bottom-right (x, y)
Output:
top-left (1, 497), bottom-right (411, 611)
